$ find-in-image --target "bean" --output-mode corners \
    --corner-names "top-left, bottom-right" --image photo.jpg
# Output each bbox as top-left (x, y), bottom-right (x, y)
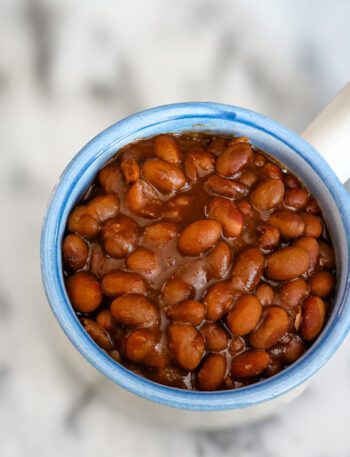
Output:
top-left (143, 159), bottom-right (186, 194)
top-left (256, 283), bottom-right (275, 306)
top-left (126, 178), bottom-right (162, 218)
top-left (205, 175), bottom-right (249, 199)
top-left (300, 213), bottom-right (323, 238)
top-left (274, 278), bottom-right (309, 308)
top-left (198, 354), bottom-right (227, 391)
top-left (249, 306), bottom-right (289, 349)
top-left (250, 178), bottom-right (285, 211)
top-left (266, 246), bottom-right (309, 281)
top-left (153, 134), bottom-right (182, 165)
top-left (126, 247), bottom-right (160, 279)
top-left (229, 336), bottom-right (246, 356)
top-left (81, 318), bottom-right (112, 350)
top-left (293, 236), bottom-right (320, 273)
top-left (86, 193), bottom-right (120, 222)
top-left (98, 162), bottom-right (125, 194)
top-left (62, 234), bottom-right (89, 271)
top-left (237, 200), bottom-right (255, 218)
top-left (261, 162), bottom-right (283, 179)
top-left (175, 259), bottom-right (207, 291)
top-left (204, 281), bottom-right (236, 321)
top-left (207, 197), bottom-right (244, 238)
top-left (102, 215), bottom-right (140, 258)
top-left (89, 244), bottom-right (122, 278)
top-left (300, 296), bottom-right (326, 340)
top-left (162, 194), bottom-right (193, 222)
top-left (167, 300), bottom-right (206, 325)
top-left (318, 241), bottom-right (336, 270)
top-left (143, 221), bottom-right (178, 246)
top-left (201, 323), bottom-right (229, 351)
top-left (230, 247), bottom-right (265, 292)
top-left (101, 271), bottom-right (147, 297)
top-left (155, 366), bottom-right (188, 389)
top-left (267, 211), bottom-right (305, 240)
top-left (227, 294), bottom-right (262, 336)
top-left (282, 335), bottom-right (306, 364)
top-left (231, 350), bottom-right (270, 378)
top-left (167, 323), bottom-right (205, 370)
top-left (309, 271), bottom-right (335, 297)
top-left (111, 294), bottom-right (159, 328)
top-left (206, 241), bottom-right (232, 280)
top-left (284, 174), bottom-right (300, 189)
top-left (254, 154), bottom-right (266, 167)
top-left (121, 156), bottom-right (140, 183)
top-left (216, 142), bottom-right (253, 177)
top-left (207, 137), bottom-right (226, 156)
top-left (96, 309), bottom-right (113, 331)
top-left (66, 272), bottom-right (102, 313)
top-left (124, 329), bottom-right (156, 363)
top-left (184, 147), bottom-right (215, 181)
top-left (108, 349), bottom-right (121, 362)
top-left (283, 188), bottom-right (309, 210)
top-left (178, 220), bottom-right (222, 256)
top-left (162, 278), bottom-right (194, 306)
top-left (305, 197), bottom-right (320, 214)
top-left (257, 223), bottom-right (280, 250)
top-left (68, 206), bottom-right (100, 239)
top-left (237, 170), bottom-right (259, 188)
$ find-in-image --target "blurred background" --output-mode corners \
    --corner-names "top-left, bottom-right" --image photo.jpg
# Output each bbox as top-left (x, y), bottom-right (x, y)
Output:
top-left (1, 0), bottom-right (350, 456)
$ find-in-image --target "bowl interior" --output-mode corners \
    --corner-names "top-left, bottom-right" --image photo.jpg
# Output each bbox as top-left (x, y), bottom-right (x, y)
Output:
top-left (41, 102), bottom-right (350, 410)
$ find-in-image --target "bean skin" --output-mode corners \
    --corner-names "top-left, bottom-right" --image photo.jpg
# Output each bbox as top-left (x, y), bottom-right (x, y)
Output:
top-left (231, 351), bottom-right (270, 378)
top-left (126, 247), bottom-right (160, 279)
top-left (121, 156), bottom-right (140, 183)
top-left (267, 210), bottom-right (305, 240)
top-left (126, 178), bottom-right (162, 218)
top-left (256, 283), bottom-right (275, 306)
top-left (266, 246), bottom-right (309, 281)
top-left (204, 281), bottom-right (236, 321)
top-left (274, 278), bottom-right (309, 308)
top-left (261, 162), bottom-right (283, 179)
top-left (166, 300), bottom-right (206, 326)
top-left (249, 306), bottom-right (289, 349)
top-left (178, 220), bottom-right (222, 256)
top-left (66, 272), bottom-right (102, 313)
top-left (96, 309), bottom-right (113, 331)
top-left (153, 134), bottom-right (182, 165)
top-left (206, 241), bottom-right (232, 280)
top-left (102, 216), bottom-right (140, 258)
top-left (124, 329), bottom-right (156, 363)
top-left (143, 221), bottom-right (178, 246)
top-left (300, 296), bottom-right (326, 340)
top-left (227, 294), bottom-right (262, 336)
top-left (309, 271), bottom-right (335, 297)
top-left (318, 241), bottom-right (336, 270)
top-left (86, 193), bottom-right (120, 222)
top-left (230, 247), bottom-right (265, 292)
top-left (283, 188), bottom-right (309, 210)
top-left (101, 271), bottom-right (147, 297)
top-left (201, 323), bottom-right (229, 351)
top-left (68, 206), bottom-right (100, 240)
top-left (300, 213), bottom-right (323, 238)
top-left (167, 323), bottom-right (205, 370)
top-left (62, 234), bottom-right (89, 271)
top-left (162, 278), bottom-right (194, 306)
top-left (250, 178), bottom-right (285, 211)
top-left (81, 318), bottom-right (112, 350)
top-left (293, 236), bottom-right (320, 273)
top-left (198, 354), bottom-right (227, 391)
top-left (216, 142), bottom-right (253, 177)
top-left (256, 224), bottom-right (280, 250)
top-left (184, 147), bottom-right (215, 181)
top-left (206, 197), bottom-right (244, 238)
top-left (98, 162), bottom-right (125, 194)
top-left (142, 159), bottom-right (187, 194)
top-left (111, 294), bottom-right (159, 328)
top-left (205, 175), bottom-right (249, 199)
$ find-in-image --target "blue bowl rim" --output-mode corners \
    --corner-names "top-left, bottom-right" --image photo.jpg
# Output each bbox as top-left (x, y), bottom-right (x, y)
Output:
top-left (41, 102), bottom-right (350, 411)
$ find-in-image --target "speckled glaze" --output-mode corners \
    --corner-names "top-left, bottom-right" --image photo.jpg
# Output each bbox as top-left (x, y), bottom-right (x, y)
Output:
top-left (41, 102), bottom-right (350, 415)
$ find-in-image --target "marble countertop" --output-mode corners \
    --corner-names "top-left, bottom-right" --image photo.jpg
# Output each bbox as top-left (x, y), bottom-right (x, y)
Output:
top-left (1, 1), bottom-right (350, 456)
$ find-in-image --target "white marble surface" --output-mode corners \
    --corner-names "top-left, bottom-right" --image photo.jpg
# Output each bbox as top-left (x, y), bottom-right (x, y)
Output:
top-left (1, 1), bottom-right (350, 455)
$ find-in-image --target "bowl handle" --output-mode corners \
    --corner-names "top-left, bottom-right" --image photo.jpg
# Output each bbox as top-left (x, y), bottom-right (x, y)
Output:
top-left (302, 82), bottom-right (350, 184)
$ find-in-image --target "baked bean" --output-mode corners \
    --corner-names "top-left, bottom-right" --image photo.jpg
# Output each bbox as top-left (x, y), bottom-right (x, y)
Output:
top-left (102, 215), bottom-right (140, 258)
top-left (143, 221), bottom-right (178, 246)
top-left (162, 194), bottom-right (193, 222)
top-left (66, 272), bottom-right (102, 313)
top-left (205, 175), bottom-right (249, 199)
top-left (96, 309), bottom-right (113, 331)
top-left (207, 137), bottom-right (226, 156)
top-left (207, 197), bottom-right (244, 238)
top-left (124, 329), bottom-right (156, 363)
top-left (143, 159), bottom-right (186, 194)
top-left (98, 162), bottom-right (124, 194)
top-left (162, 278), bottom-right (194, 306)
top-left (266, 246), bottom-right (309, 281)
top-left (254, 154), bottom-right (266, 167)
top-left (231, 350), bottom-right (270, 378)
top-left (318, 241), bottom-right (336, 270)
top-left (126, 179), bottom-right (162, 218)
top-left (204, 282), bottom-right (235, 321)
top-left (184, 147), bottom-right (215, 181)
top-left (86, 193), bottom-right (120, 222)
top-left (167, 300), bottom-right (206, 325)
top-left (237, 170), bottom-right (259, 188)
top-left (227, 294), bottom-right (262, 336)
top-left (126, 247), bottom-right (160, 279)
top-left (284, 173), bottom-right (300, 189)
top-left (237, 200), bottom-right (255, 218)
top-left (300, 213), bottom-right (323, 238)
top-left (178, 220), bottom-right (222, 256)
top-left (153, 134), bottom-right (182, 165)
top-left (62, 234), bottom-right (89, 271)
top-left (82, 318), bottom-right (112, 350)
top-left (267, 210), bottom-right (304, 240)
top-left (281, 334), bottom-right (306, 364)
top-left (111, 294), bottom-right (159, 328)
top-left (229, 336), bottom-right (246, 356)
top-left (206, 241), bottom-right (232, 280)
top-left (198, 354), bottom-right (227, 391)
top-left (201, 323), bottom-right (229, 351)
top-left (216, 142), bottom-right (253, 177)
top-left (274, 278), bottom-right (309, 309)
top-left (261, 162), bottom-right (283, 179)
top-left (309, 271), bottom-right (335, 297)
top-left (256, 223), bottom-right (280, 250)
top-left (249, 306), bottom-right (289, 349)
top-left (101, 271), bottom-right (147, 297)
top-left (300, 296), bottom-right (326, 340)
top-left (120, 156), bottom-right (140, 183)
top-left (108, 349), bottom-right (121, 362)
top-left (256, 283), bottom-right (274, 306)
top-left (68, 206), bottom-right (100, 239)
top-left (167, 323), bottom-right (205, 370)
top-left (250, 178), bottom-right (285, 211)
top-left (305, 196), bottom-right (320, 214)
top-left (293, 236), bottom-right (320, 273)
top-left (283, 188), bottom-right (309, 210)
top-left (175, 259), bottom-right (207, 291)
top-left (89, 244), bottom-right (122, 278)
top-left (155, 366), bottom-right (188, 389)
top-left (230, 247), bottom-right (265, 292)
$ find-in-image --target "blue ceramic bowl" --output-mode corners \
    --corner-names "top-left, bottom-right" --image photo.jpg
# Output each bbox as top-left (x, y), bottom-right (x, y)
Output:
top-left (41, 102), bottom-right (350, 411)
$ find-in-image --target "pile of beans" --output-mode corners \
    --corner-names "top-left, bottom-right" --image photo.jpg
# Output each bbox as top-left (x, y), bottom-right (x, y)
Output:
top-left (62, 133), bottom-right (336, 391)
